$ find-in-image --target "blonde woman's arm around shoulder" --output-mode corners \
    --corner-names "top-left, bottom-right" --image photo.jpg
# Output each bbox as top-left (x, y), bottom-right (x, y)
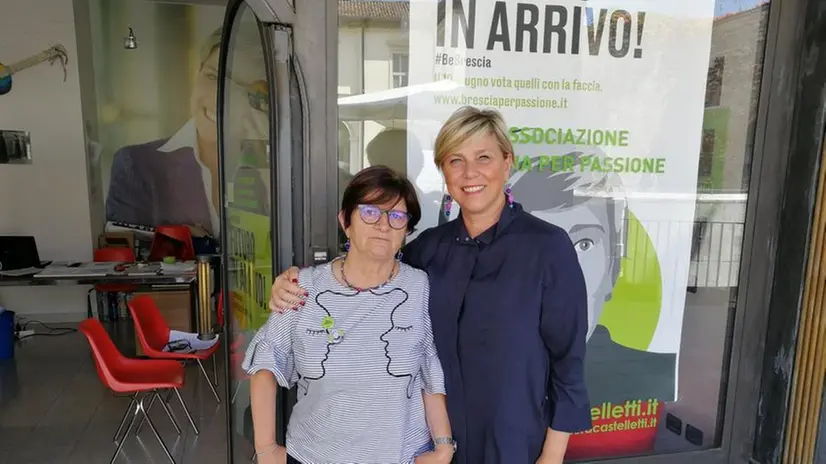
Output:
top-left (241, 310), bottom-right (299, 464)
top-left (416, 278), bottom-right (453, 464)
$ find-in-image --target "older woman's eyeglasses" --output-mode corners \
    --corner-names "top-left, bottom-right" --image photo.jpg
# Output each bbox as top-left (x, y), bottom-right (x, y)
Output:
top-left (358, 205), bottom-right (411, 230)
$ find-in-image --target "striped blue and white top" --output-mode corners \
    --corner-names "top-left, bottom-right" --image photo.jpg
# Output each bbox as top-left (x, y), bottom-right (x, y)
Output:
top-left (242, 261), bottom-right (446, 464)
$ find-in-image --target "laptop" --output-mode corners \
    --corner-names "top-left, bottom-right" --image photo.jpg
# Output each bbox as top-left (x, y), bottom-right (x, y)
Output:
top-left (0, 236), bottom-right (49, 272)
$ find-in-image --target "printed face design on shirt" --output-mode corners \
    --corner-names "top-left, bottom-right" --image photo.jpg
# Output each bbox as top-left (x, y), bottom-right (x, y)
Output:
top-left (377, 288), bottom-right (419, 398)
top-left (294, 290), bottom-right (346, 390)
top-left (297, 287), bottom-right (417, 397)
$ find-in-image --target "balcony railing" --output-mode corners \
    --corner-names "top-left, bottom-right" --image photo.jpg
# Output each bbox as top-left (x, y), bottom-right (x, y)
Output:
top-left (622, 195), bottom-right (747, 290)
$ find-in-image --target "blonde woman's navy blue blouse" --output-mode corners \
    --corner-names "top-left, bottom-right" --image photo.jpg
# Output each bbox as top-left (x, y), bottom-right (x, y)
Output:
top-left (402, 201), bottom-right (591, 464)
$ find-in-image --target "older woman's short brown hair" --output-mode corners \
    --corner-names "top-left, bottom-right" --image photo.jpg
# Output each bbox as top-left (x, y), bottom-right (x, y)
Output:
top-left (433, 106), bottom-right (514, 169)
top-left (340, 165), bottom-right (421, 233)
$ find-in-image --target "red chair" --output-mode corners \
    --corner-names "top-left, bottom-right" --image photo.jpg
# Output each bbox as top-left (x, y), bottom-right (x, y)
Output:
top-left (217, 291), bottom-right (225, 328)
top-left (79, 319), bottom-right (198, 464)
top-left (149, 225), bottom-right (195, 262)
top-left (129, 295), bottom-right (222, 403)
top-left (86, 247), bottom-right (138, 319)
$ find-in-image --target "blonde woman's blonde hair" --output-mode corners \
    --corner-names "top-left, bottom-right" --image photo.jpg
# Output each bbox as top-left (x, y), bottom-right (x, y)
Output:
top-left (198, 26), bottom-right (266, 85)
top-left (199, 27), bottom-right (224, 68)
top-left (433, 106), bottom-right (514, 169)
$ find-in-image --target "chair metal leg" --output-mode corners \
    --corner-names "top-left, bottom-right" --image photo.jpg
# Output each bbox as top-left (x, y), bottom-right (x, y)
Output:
top-left (197, 359), bottom-right (221, 403)
top-left (134, 389), bottom-right (180, 436)
top-left (87, 288), bottom-right (95, 319)
top-left (155, 391), bottom-right (182, 435)
top-left (133, 390), bottom-right (158, 435)
top-left (231, 381), bottom-right (242, 404)
top-left (212, 354), bottom-right (218, 387)
top-left (110, 397), bottom-right (140, 464)
top-left (113, 396), bottom-right (137, 443)
top-left (173, 387), bottom-right (200, 435)
top-left (137, 397), bottom-right (175, 464)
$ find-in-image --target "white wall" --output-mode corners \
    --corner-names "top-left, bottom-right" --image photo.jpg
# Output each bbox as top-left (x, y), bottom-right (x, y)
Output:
top-left (0, 0), bottom-right (94, 321)
top-left (362, 27), bottom-right (400, 161)
top-left (338, 27), bottom-right (361, 97)
top-left (338, 26), bottom-right (363, 171)
top-left (338, 24), bottom-right (410, 171)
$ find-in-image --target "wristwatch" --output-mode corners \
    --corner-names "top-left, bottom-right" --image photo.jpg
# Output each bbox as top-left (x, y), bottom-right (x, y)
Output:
top-left (433, 436), bottom-right (457, 451)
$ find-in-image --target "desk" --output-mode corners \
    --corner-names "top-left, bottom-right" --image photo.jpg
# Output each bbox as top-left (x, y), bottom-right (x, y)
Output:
top-left (0, 268), bottom-right (201, 332)
top-left (0, 255), bottom-right (221, 333)
top-left (0, 273), bottom-right (195, 287)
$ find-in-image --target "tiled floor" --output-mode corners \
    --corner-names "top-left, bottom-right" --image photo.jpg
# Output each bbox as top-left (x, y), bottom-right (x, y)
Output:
top-left (0, 297), bottom-right (728, 463)
top-left (0, 321), bottom-right (229, 464)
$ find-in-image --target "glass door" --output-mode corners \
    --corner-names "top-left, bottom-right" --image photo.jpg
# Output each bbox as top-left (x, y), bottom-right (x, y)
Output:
top-left (217, 1), bottom-right (303, 462)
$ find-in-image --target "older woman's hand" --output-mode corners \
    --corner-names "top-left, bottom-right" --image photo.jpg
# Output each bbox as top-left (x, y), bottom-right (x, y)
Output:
top-left (414, 448), bottom-right (454, 464)
top-left (269, 266), bottom-right (307, 312)
top-left (256, 444), bottom-right (287, 464)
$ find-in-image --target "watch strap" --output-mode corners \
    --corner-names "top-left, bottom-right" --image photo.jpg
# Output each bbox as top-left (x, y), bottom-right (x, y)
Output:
top-left (433, 436), bottom-right (457, 450)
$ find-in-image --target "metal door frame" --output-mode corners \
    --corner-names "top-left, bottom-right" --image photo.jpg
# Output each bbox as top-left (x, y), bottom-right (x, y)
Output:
top-left (248, 0), bottom-right (340, 264)
top-left (751, 0), bottom-right (826, 461)
top-left (236, 0), bottom-right (336, 265)
top-left (217, 0), bottom-right (331, 461)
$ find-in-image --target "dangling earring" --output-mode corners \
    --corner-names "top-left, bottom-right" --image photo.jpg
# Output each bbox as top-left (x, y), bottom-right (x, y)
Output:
top-left (505, 183), bottom-right (514, 208)
top-left (396, 249), bottom-right (403, 261)
top-left (443, 193), bottom-right (453, 219)
top-left (344, 239), bottom-right (350, 252)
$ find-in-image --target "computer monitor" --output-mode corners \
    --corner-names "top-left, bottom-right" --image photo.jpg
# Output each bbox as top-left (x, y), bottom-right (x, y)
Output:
top-left (0, 236), bottom-right (43, 271)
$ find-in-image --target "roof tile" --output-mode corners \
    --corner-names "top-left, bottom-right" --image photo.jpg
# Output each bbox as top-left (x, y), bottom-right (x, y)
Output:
top-left (339, 0), bottom-right (409, 21)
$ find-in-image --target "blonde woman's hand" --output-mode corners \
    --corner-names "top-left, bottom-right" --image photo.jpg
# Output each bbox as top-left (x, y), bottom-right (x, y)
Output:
top-left (269, 266), bottom-right (306, 313)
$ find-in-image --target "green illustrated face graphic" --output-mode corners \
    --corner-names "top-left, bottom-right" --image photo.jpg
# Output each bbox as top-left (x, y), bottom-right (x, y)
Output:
top-left (507, 150), bottom-right (665, 352)
top-left (599, 211), bottom-right (663, 351)
top-left (321, 315), bottom-right (335, 330)
top-left (532, 201), bottom-right (611, 339)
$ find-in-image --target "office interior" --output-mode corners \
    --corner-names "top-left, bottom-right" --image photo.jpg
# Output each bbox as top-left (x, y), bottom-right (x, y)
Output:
top-left (0, 0), bottom-right (825, 463)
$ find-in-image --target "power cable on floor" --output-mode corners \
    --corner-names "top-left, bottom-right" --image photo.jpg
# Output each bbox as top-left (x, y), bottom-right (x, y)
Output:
top-left (13, 316), bottom-right (77, 341)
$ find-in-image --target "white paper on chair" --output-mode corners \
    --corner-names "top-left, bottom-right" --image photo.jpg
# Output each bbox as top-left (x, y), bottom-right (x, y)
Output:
top-left (160, 261), bottom-right (196, 274)
top-left (164, 330), bottom-right (220, 353)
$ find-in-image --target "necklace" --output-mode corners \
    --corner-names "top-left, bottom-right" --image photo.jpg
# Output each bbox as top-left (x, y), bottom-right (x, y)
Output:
top-left (338, 256), bottom-right (396, 292)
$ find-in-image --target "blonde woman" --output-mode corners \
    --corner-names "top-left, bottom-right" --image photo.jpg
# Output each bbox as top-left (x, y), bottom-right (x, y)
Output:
top-left (270, 106), bottom-right (592, 463)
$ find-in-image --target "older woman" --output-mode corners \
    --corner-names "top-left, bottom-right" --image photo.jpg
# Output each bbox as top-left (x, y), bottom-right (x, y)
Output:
top-left (270, 106), bottom-right (591, 463)
top-left (244, 166), bottom-right (454, 464)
